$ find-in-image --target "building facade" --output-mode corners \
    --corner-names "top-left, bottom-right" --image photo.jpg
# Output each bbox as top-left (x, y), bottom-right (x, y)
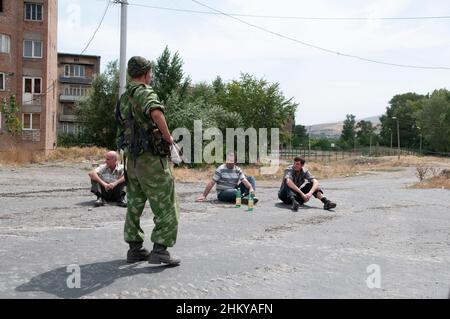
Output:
top-left (57, 53), bottom-right (100, 135)
top-left (0, 0), bottom-right (58, 153)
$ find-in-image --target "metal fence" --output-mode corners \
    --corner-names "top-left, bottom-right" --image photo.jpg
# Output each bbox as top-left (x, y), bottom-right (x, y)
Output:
top-left (276, 146), bottom-right (449, 162)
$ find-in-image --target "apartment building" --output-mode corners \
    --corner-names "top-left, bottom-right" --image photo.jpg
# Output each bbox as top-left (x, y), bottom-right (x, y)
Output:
top-left (57, 53), bottom-right (100, 135)
top-left (0, 0), bottom-right (58, 153)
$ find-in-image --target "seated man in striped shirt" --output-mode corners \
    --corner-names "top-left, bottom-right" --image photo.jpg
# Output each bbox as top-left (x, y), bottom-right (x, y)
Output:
top-left (196, 152), bottom-right (258, 205)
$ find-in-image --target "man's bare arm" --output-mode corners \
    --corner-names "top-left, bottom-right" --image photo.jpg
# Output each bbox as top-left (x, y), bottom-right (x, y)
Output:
top-left (196, 180), bottom-right (216, 201)
top-left (286, 178), bottom-right (306, 200)
top-left (242, 178), bottom-right (255, 194)
top-left (110, 175), bottom-right (125, 189)
top-left (89, 170), bottom-right (107, 188)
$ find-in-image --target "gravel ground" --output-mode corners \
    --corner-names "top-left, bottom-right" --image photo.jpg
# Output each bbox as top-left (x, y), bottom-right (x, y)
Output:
top-left (0, 162), bottom-right (449, 299)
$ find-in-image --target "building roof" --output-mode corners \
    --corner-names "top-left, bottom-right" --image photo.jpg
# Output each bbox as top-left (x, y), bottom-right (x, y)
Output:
top-left (57, 52), bottom-right (101, 60)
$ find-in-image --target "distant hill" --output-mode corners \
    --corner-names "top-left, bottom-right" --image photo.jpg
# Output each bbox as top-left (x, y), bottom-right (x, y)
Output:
top-left (306, 115), bottom-right (381, 138)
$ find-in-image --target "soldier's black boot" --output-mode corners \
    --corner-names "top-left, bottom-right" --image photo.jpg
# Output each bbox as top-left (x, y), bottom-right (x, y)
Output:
top-left (126, 242), bottom-right (150, 263)
top-left (148, 243), bottom-right (180, 266)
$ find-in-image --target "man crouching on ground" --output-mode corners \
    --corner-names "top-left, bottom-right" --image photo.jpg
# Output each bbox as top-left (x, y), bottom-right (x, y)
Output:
top-left (89, 151), bottom-right (127, 207)
top-left (278, 156), bottom-right (336, 211)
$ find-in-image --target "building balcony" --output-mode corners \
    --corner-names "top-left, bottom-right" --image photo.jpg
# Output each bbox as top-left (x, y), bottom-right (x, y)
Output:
top-left (59, 94), bottom-right (85, 102)
top-left (59, 114), bottom-right (78, 122)
top-left (59, 76), bottom-right (93, 85)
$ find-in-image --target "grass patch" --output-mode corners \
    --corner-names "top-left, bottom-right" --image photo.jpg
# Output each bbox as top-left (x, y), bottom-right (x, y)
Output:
top-left (0, 147), bottom-right (40, 165)
top-left (0, 146), bottom-right (107, 166)
top-left (410, 176), bottom-right (450, 190)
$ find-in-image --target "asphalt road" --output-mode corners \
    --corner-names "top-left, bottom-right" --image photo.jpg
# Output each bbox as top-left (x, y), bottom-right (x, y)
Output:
top-left (0, 162), bottom-right (449, 299)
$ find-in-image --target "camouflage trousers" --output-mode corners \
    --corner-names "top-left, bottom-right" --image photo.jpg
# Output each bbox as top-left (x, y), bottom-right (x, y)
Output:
top-left (124, 152), bottom-right (179, 247)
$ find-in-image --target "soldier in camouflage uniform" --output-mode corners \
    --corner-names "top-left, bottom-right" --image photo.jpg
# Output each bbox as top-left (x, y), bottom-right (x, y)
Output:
top-left (117, 56), bottom-right (180, 266)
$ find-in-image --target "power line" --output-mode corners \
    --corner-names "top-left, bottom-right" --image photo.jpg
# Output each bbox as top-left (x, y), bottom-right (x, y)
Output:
top-left (191, 0), bottom-right (450, 71)
top-left (79, 0), bottom-right (112, 56)
top-left (128, 2), bottom-right (450, 21)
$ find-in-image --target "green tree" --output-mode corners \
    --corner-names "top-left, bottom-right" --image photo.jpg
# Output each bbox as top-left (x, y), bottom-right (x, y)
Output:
top-left (339, 114), bottom-right (356, 149)
top-left (152, 46), bottom-right (190, 104)
top-left (311, 137), bottom-right (335, 150)
top-left (219, 73), bottom-right (297, 137)
top-left (75, 61), bottom-right (119, 148)
top-left (416, 89), bottom-right (450, 152)
top-left (379, 93), bottom-right (424, 148)
top-left (1, 95), bottom-right (21, 135)
top-left (356, 120), bottom-right (376, 146)
top-left (292, 124), bottom-right (308, 147)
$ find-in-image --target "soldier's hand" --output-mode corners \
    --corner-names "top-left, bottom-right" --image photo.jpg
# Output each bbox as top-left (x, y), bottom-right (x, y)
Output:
top-left (196, 195), bottom-right (206, 202)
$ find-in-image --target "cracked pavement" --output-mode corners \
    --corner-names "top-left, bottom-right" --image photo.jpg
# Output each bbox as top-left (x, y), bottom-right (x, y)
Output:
top-left (0, 162), bottom-right (449, 298)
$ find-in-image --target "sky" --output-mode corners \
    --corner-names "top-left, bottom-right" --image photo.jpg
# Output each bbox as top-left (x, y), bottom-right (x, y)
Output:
top-left (57, 0), bottom-right (450, 126)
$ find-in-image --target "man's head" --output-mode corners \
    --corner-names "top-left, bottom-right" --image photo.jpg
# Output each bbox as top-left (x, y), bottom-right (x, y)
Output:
top-left (127, 56), bottom-right (152, 84)
top-left (225, 152), bottom-right (236, 169)
top-left (105, 151), bottom-right (119, 170)
top-left (293, 156), bottom-right (306, 171)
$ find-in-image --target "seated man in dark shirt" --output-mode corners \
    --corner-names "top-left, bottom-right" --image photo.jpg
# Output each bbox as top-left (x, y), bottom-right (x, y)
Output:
top-left (278, 156), bottom-right (336, 211)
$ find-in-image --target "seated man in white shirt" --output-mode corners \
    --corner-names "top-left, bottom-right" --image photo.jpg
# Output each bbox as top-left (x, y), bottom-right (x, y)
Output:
top-left (89, 151), bottom-right (127, 207)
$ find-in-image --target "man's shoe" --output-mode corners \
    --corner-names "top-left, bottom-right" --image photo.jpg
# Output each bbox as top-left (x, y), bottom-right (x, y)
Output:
top-left (148, 243), bottom-right (180, 266)
top-left (291, 198), bottom-right (300, 212)
top-left (117, 197), bottom-right (127, 207)
top-left (324, 200), bottom-right (337, 210)
top-left (127, 242), bottom-right (150, 263)
top-left (94, 197), bottom-right (105, 207)
top-left (241, 196), bottom-right (259, 205)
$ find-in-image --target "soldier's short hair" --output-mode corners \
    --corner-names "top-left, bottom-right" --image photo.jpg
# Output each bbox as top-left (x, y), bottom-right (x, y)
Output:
top-left (127, 56), bottom-right (152, 78)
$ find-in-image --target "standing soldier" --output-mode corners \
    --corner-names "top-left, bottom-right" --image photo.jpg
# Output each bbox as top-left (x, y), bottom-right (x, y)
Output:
top-left (116, 56), bottom-right (180, 266)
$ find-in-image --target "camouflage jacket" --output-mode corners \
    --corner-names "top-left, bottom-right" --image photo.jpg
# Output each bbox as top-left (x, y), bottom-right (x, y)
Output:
top-left (116, 81), bottom-right (165, 158)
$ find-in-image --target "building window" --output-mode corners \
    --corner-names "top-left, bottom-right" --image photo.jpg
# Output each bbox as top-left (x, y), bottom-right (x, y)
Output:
top-left (64, 64), bottom-right (86, 77)
top-left (1, 0), bottom-right (3, 13)
top-left (24, 3), bottom-right (43, 21)
top-left (23, 40), bottom-right (42, 58)
top-left (22, 113), bottom-right (41, 130)
top-left (0, 72), bottom-right (5, 91)
top-left (0, 34), bottom-right (10, 53)
top-left (23, 77), bottom-right (42, 94)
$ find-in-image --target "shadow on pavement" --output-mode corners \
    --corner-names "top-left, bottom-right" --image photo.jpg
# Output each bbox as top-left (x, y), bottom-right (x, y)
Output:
top-left (274, 202), bottom-right (322, 211)
top-left (15, 259), bottom-right (169, 298)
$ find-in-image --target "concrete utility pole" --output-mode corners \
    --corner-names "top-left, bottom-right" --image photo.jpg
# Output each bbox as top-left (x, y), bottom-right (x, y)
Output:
top-left (392, 116), bottom-right (400, 160)
top-left (390, 131), bottom-right (393, 149)
top-left (308, 126), bottom-right (311, 156)
top-left (116, 0), bottom-right (128, 96)
top-left (417, 126), bottom-right (422, 155)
